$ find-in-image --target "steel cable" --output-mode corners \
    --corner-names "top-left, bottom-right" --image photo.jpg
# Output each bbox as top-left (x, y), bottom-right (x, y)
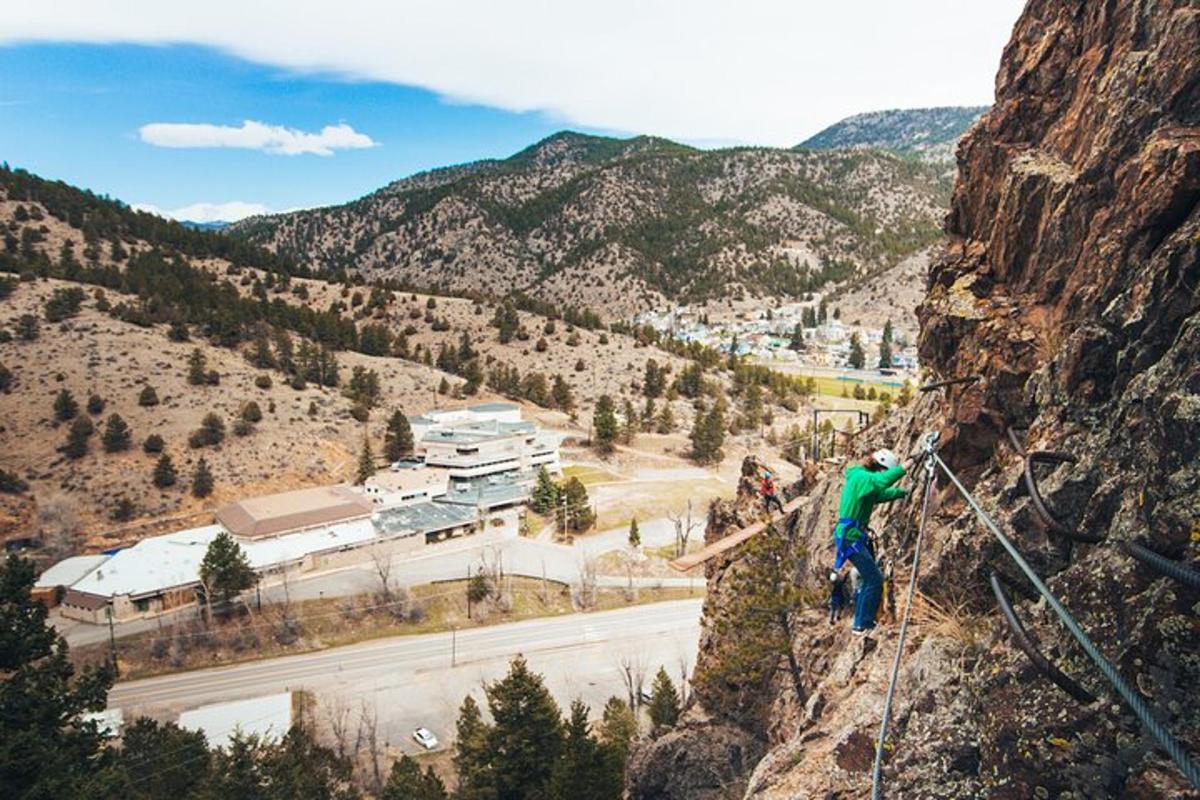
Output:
top-left (932, 453), bottom-right (1200, 788)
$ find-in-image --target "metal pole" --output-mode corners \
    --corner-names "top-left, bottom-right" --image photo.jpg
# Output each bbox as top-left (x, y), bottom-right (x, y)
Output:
top-left (106, 604), bottom-right (118, 676)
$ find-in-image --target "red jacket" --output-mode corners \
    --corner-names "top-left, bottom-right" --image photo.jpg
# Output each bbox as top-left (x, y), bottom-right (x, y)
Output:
top-left (761, 477), bottom-right (777, 497)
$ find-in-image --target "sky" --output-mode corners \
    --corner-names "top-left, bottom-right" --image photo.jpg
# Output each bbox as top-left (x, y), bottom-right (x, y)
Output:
top-left (0, 1), bottom-right (1026, 222)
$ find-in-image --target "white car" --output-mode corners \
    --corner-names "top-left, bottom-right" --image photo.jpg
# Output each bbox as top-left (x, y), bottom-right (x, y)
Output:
top-left (412, 727), bottom-right (439, 750)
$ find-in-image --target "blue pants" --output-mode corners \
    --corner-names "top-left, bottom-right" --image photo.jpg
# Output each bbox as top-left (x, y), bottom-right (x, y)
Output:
top-left (849, 549), bottom-right (883, 630)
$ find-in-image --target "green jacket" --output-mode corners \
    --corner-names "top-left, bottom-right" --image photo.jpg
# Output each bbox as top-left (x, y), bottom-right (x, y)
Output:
top-left (835, 463), bottom-right (907, 544)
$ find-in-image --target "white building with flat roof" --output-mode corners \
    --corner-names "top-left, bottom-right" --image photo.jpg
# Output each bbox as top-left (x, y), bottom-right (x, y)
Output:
top-left (409, 403), bottom-right (561, 480)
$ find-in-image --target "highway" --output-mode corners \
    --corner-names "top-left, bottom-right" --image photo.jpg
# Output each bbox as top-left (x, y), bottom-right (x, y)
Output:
top-left (108, 598), bottom-right (703, 753)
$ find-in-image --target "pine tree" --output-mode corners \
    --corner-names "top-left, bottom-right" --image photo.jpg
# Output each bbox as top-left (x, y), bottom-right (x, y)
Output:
top-left (593, 394), bottom-right (618, 453)
top-left (355, 433), bottom-right (375, 485)
top-left (484, 655), bottom-right (565, 800)
top-left (63, 416), bottom-right (93, 459)
top-left (545, 699), bottom-right (623, 800)
top-left (86, 393), bottom-right (105, 415)
top-left (694, 523), bottom-right (807, 709)
top-left (153, 453), bottom-right (177, 488)
top-left (453, 695), bottom-right (493, 800)
top-left (741, 382), bottom-right (763, 432)
top-left (192, 457), bottom-right (214, 498)
top-left (559, 477), bottom-right (595, 533)
top-left (143, 433), bottom-right (165, 453)
top-left (101, 413), bottom-right (131, 452)
top-left (381, 755), bottom-right (447, 800)
top-left (551, 374), bottom-right (574, 411)
top-left (621, 399), bottom-right (639, 444)
top-left (648, 667), bottom-right (682, 732)
top-left (628, 517), bottom-right (641, 549)
top-left (198, 531), bottom-right (254, 606)
top-left (383, 410), bottom-right (415, 462)
top-left (54, 388), bottom-right (78, 421)
top-left (0, 556), bottom-right (115, 798)
top-left (531, 466), bottom-right (559, 514)
top-left (790, 322), bottom-right (804, 350)
top-left (848, 332), bottom-right (866, 370)
top-left (597, 696), bottom-right (638, 766)
top-left (187, 348), bottom-right (207, 385)
top-left (138, 385), bottom-right (159, 406)
top-left (656, 402), bottom-right (675, 434)
top-left (690, 401), bottom-right (725, 465)
top-left (249, 324), bottom-right (275, 369)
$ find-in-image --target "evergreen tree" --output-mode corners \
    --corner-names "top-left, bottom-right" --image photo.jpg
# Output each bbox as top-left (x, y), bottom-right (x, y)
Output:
top-left (101, 413), bottom-right (131, 452)
top-left (593, 394), bottom-right (618, 453)
top-left (789, 322), bottom-right (804, 350)
top-left (453, 695), bottom-right (493, 800)
top-left (86, 393), bottom-right (105, 415)
top-left (192, 457), bottom-right (214, 498)
top-left (695, 523), bottom-right (807, 709)
top-left (597, 696), bottom-right (638, 766)
top-left (198, 531), bottom-right (254, 606)
top-left (551, 374), bottom-right (574, 412)
top-left (54, 388), bottom-right (78, 421)
top-left (63, 416), bottom-right (93, 459)
top-left (559, 477), bottom-right (595, 533)
top-left (143, 433), bottom-right (164, 453)
top-left (647, 667), bottom-right (682, 732)
top-left (628, 517), bottom-right (641, 548)
top-left (167, 320), bottom-right (190, 342)
top-left (0, 555), bottom-right (114, 799)
top-left (273, 328), bottom-right (295, 374)
top-left (642, 359), bottom-right (666, 398)
top-left (249, 324), bottom-right (275, 369)
top-left (848, 333), bottom-right (866, 370)
top-left (116, 718), bottom-right (211, 799)
top-left (138, 385), bottom-right (159, 406)
top-left (741, 382), bottom-right (763, 432)
top-left (545, 700), bottom-right (623, 800)
top-left (355, 433), bottom-right (375, 485)
top-left (0, 362), bottom-right (10, 393)
top-left (153, 453), bottom-right (177, 488)
top-left (878, 337), bottom-right (893, 369)
top-left (484, 655), bottom-right (565, 800)
top-left (656, 402), bottom-right (675, 434)
top-left (621, 399), bottom-right (639, 444)
top-left (187, 348), bottom-right (207, 385)
top-left (531, 466), bottom-right (559, 514)
top-left (189, 412), bottom-right (226, 448)
top-left (381, 755), bottom-right (447, 800)
top-left (383, 409), bottom-right (415, 462)
top-left (689, 401), bottom-right (725, 465)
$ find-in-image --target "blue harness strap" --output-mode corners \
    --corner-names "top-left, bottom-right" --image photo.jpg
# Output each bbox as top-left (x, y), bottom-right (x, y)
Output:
top-left (834, 517), bottom-right (869, 571)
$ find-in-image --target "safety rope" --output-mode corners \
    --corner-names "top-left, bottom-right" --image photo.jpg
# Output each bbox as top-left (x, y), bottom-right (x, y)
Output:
top-left (932, 452), bottom-right (1200, 788)
top-left (869, 437), bottom-right (938, 800)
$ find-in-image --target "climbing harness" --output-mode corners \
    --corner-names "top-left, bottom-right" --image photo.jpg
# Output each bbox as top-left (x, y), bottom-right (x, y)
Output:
top-left (869, 432), bottom-right (938, 800)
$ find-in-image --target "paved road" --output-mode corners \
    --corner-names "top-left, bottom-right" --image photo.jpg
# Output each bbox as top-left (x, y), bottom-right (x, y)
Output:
top-left (109, 599), bottom-right (703, 753)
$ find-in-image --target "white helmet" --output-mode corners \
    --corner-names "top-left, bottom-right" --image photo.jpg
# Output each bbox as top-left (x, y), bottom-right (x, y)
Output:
top-left (872, 449), bottom-right (899, 470)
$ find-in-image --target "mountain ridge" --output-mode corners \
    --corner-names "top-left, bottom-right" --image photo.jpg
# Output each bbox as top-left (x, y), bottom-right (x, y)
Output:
top-left (800, 105), bottom-right (987, 162)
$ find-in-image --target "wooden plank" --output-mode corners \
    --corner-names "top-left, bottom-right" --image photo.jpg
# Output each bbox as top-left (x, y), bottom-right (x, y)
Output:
top-left (668, 495), bottom-right (809, 572)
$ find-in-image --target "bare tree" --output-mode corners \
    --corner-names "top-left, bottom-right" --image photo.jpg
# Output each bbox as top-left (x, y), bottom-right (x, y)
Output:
top-left (573, 556), bottom-right (598, 610)
top-left (322, 696), bottom-right (356, 760)
top-left (359, 699), bottom-right (383, 794)
top-left (37, 494), bottom-right (82, 560)
top-left (667, 499), bottom-right (700, 559)
top-left (617, 652), bottom-right (650, 712)
top-left (368, 541), bottom-right (394, 603)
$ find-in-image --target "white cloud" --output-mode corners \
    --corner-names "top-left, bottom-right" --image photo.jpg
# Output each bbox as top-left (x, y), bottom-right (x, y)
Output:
top-left (138, 120), bottom-right (376, 156)
top-left (133, 200), bottom-right (273, 223)
top-left (0, 1), bottom-right (1026, 145)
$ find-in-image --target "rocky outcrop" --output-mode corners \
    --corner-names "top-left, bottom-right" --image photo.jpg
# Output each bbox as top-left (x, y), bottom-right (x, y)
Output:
top-left (630, 2), bottom-right (1200, 798)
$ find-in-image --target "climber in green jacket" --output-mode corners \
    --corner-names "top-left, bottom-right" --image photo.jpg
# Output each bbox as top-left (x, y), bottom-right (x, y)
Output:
top-left (830, 449), bottom-right (907, 633)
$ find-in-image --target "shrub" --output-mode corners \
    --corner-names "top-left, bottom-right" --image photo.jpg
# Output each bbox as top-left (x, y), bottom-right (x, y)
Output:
top-left (86, 393), bottom-right (105, 415)
top-left (16, 314), bottom-right (39, 340)
top-left (189, 412), bottom-right (225, 448)
top-left (350, 403), bottom-right (370, 423)
top-left (110, 497), bottom-right (136, 522)
top-left (205, 370), bottom-right (220, 386)
top-left (232, 418), bottom-right (254, 437)
top-left (290, 375), bottom-right (307, 391)
top-left (254, 374), bottom-right (272, 389)
top-left (241, 401), bottom-right (263, 423)
top-left (0, 362), bottom-right (11, 393)
top-left (138, 385), bottom-right (160, 406)
top-left (143, 434), bottom-right (165, 453)
top-left (63, 416), bottom-right (93, 459)
top-left (44, 287), bottom-right (85, 322)
top-left (167, 321), bottom-right (190, 342)
top-left (0, 468), bottom-right (29, 493)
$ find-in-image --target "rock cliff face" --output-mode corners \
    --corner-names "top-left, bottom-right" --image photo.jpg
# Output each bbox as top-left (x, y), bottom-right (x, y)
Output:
top-left (629, 2), bottom-right (1199, 798)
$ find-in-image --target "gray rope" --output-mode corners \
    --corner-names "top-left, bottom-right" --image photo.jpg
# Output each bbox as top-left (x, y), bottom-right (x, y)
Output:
top-left (870, 453), bottom-right (937, 799)
top-left (1124, 541), bottom-right (1200, 591)
top-left (933, 453), bottom-right (1200, 788)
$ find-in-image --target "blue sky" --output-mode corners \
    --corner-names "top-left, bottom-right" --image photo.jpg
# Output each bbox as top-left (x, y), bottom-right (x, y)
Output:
top-left (0, 44), bottom-right (597, 220)
top-left (0, 1), bottom-right (1025, 221)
